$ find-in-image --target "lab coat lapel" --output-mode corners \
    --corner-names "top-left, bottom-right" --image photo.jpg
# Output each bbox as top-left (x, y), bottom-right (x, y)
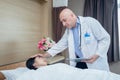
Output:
top-left (79, 16), bottom-right (92, 58)
top-left (68, 29), bottom-right (76, 66)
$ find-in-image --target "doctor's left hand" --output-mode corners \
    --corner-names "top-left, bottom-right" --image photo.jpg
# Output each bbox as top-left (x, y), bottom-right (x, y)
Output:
top-left (81, 54), bottom-right (99, 64)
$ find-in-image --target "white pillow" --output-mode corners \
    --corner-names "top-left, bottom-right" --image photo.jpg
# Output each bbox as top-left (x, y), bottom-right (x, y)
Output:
top-left (0, 67), bottom-right (29, 80)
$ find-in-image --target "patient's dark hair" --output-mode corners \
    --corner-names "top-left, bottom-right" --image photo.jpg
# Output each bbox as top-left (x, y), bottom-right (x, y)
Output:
top-left (26, 57), bottom-right (37, 70)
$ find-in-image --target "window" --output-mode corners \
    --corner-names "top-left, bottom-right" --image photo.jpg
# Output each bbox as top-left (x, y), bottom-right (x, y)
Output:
top-left (118, 0), bottom-right (120, 56)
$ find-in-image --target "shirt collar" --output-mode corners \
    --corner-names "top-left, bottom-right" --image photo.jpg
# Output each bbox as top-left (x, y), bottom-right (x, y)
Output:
top-left (76, 16), bottom-right (80, 25)
top-left (71, 17), bottom-right (80, 30)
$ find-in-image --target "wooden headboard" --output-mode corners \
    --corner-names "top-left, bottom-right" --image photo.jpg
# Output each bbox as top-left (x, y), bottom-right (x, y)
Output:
top-left (0, 0), bottom-right (52, 66)
top-left (0, 61), bottom-right (26, 70)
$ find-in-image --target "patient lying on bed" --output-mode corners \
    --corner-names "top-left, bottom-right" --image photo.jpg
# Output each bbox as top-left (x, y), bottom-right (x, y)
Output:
top-left (16, 56), bottom-right (120, 80)
top-left (1, 56), bottom-right (120, 80)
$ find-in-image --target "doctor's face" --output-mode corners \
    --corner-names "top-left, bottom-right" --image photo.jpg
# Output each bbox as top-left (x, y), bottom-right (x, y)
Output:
top-left (33, 56), bottom-right (47, 69)
top-left (59, 10), bottom-right (76, 28)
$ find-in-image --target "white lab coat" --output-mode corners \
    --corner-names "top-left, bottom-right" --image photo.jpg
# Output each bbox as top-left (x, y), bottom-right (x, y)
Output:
top-left (47, 16), bottom-right (110, 71)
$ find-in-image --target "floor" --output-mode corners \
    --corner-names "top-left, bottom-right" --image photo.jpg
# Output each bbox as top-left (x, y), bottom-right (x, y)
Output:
top-left (109, 61), bottom-right (120, 74)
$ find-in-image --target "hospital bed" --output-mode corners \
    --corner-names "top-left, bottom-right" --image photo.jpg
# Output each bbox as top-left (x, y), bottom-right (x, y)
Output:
top-left (1, 63), bottom-right (120, 80)
top-left (0, 55), bottom-right (65, 80)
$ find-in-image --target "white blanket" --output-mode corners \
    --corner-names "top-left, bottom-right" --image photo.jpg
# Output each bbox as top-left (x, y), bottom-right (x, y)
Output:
top-left (16, 63), bottom-right (120, 80)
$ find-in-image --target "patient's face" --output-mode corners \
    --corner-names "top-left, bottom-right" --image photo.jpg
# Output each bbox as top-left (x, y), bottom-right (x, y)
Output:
top-left (33, 56), bottom-right (47, 68)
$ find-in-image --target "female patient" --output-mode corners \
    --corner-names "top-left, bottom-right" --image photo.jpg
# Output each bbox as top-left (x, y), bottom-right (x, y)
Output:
top-left (24, 56), bottom-right (120, 80)
top-left (26, 55), bottom-right (47, 70)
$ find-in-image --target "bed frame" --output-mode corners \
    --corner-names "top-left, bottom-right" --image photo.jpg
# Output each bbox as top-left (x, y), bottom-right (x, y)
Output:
top-left (0, 55), bottom-right (65, 80)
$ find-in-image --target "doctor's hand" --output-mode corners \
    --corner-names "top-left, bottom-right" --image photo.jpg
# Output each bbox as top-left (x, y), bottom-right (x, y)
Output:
top-left (81, 54), bottom-right (99, 64)
top-left (30, 52), bottom-right (52, 58)
top-left (30, 53), bottom-right (44, 58)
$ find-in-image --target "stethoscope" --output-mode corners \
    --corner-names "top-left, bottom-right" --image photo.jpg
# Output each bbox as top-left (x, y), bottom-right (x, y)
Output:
top-left (77, 17), bottom-right (82, 49)
top-left (77, 17), bottom-right (91, 48)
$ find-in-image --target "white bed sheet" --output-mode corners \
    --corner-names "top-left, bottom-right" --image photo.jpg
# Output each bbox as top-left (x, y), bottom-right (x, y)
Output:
top-left (16, 63), bottom-right (120, 80)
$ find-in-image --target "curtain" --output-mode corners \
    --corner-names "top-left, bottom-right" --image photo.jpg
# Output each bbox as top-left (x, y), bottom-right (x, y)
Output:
top-left (52, 7), bottom-right (68, 63)
top-left (52, 7), bottom-right (66, 42)
top-left (83, 0), bottom-right (119, 62)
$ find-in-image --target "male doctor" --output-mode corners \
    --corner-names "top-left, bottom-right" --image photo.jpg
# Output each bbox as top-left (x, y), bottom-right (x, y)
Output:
top-left (33, 8), bottom-right (110, 71)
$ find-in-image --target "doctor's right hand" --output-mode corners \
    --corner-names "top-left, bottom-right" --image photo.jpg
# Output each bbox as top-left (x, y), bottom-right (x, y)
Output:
top-left (30, 53), bottom-right (44, 58)
top-left (30, 52), bottom-right (52, 58)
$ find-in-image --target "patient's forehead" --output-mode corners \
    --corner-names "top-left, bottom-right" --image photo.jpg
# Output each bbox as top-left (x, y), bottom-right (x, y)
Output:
top-left (33, 56), bottom-right (47, 68)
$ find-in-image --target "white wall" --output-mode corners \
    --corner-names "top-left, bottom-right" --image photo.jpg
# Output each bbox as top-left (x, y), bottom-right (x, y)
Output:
top-left (68, 0), bottom-right (85, 16)
top-left (53, 0), bottom-right (68, 7)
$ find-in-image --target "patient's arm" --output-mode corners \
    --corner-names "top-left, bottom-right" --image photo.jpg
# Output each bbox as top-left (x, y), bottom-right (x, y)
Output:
top-left (0, 72), bottom-right (5, 80)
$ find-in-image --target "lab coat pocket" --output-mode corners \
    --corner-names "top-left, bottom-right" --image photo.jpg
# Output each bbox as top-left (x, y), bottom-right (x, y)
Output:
top-left (81, 45), bottom-right (91, 58)
top-left (84, 32), bottom-right (91, 44)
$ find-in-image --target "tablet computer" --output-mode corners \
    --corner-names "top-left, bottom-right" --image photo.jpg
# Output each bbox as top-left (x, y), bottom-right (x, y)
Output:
top-left (66, 58), bottom-right (90, 62)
